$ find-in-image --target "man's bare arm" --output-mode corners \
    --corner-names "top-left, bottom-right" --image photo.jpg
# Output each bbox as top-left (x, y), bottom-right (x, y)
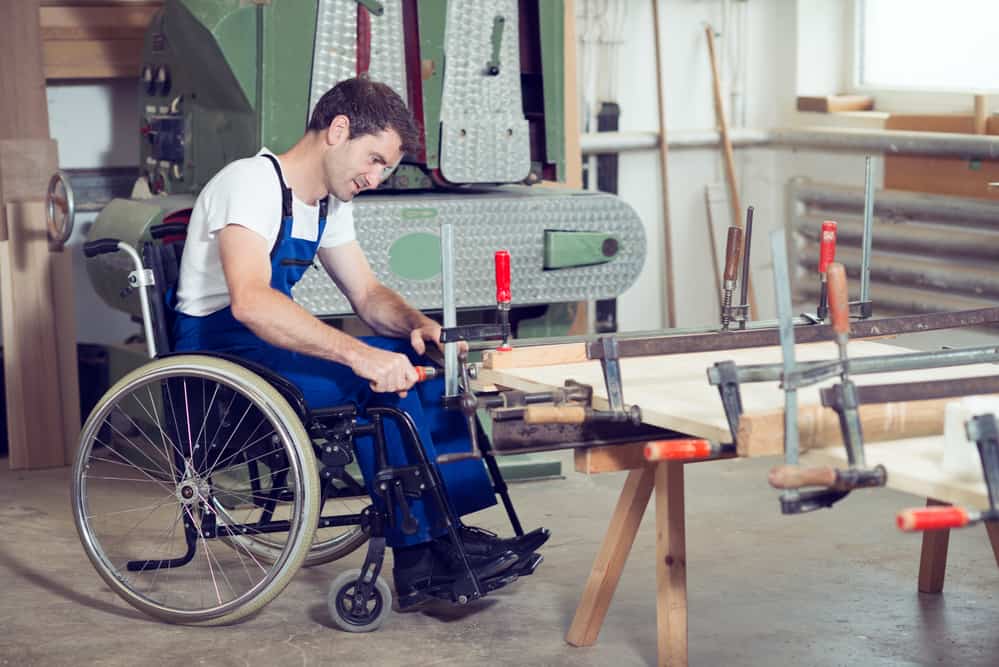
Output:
top-left (317, 242), bottom-right (444, 355)
top-left (219, 225), bottom-right (419, 392)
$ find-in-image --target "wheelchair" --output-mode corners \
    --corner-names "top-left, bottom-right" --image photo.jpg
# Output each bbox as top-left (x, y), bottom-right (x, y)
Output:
top-left (73, 222), bottom-right (526, 630)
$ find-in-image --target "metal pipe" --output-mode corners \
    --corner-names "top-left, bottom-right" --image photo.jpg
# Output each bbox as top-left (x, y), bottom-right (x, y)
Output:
top-left (791, 181), bottom-right (999, 227)
top-left (771, 127), bottom-right (999, 160)
top-left (711, 345), bottom-right (999, 385)
top-left (581, 127), bottom-right (999, 160)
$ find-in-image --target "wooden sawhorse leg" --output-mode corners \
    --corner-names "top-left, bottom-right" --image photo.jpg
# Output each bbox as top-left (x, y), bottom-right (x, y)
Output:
top-left (918, 497), bottom-right (999, 593)
top-left (566, 460), bottom-right (688, 667)
top-left (918, 498), bottom-right (950, 594)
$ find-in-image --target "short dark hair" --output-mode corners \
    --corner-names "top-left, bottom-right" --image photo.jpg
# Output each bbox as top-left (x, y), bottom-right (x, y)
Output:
top-left (308, 77), bottom-right (422, 156)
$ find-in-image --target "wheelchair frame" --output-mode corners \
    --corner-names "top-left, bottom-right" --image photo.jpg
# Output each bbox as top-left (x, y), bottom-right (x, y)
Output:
top-left (74, 223), bottom-right (525, 630)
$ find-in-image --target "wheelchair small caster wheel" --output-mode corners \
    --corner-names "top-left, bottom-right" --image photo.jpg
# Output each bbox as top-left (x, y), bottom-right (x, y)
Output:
top-left (328, 569), bottom-right (392, 633)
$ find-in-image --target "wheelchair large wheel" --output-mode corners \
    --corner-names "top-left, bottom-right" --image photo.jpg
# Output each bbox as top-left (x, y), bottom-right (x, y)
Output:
top-left (72, 355), bottom-right (320, 625)
top-left (218, 485), bottom-right (369, 567)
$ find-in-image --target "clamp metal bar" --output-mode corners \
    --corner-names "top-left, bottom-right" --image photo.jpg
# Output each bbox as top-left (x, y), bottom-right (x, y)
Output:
top-left (771, 230), bottom-right (801, 510)
top-left (708, 344), bottom-right (999, 387)
top-left (860, 155), bottom-right (875, 307)
top-left (441, 223), bottom-right (458, 397)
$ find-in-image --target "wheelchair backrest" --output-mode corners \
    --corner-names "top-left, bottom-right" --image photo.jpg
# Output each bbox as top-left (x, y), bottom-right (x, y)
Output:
top-left (144, 218), bottom-right (189, 354)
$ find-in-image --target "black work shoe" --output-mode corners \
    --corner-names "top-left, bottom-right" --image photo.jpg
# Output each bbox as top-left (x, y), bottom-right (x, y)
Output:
top-left (392, 543), bottom-right (519, 612)
top-left (459, 524), bottom-right (551, 559)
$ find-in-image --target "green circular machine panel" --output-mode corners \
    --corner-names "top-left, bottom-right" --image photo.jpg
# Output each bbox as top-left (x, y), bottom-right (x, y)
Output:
top-left (388, 232), bottom-right (442, 281)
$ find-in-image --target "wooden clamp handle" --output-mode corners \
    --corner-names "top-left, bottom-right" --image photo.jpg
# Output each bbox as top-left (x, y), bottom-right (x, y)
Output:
top-left (723, 226), bottom-right (743, 282)
top-left (827, 262), bottom-right (849, 335)
top-left (768, 464), bottom-right (837, 489)
top-left (524, 405), bottom-right (587, 424)
top-left (897, 506), bottom-right (969, 532)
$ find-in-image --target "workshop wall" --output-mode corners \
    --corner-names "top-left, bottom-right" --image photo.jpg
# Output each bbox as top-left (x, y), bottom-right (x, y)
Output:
top-left (46, 0), bottom-right (872, 347)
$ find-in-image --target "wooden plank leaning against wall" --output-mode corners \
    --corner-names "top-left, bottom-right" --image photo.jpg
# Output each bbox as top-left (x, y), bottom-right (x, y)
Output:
top-left (0, 0), bottom-right (83, 469)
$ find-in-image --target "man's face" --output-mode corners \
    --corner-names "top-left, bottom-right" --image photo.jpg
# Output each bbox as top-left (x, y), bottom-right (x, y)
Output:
top-left (323, 122), bottom-right (404, 202)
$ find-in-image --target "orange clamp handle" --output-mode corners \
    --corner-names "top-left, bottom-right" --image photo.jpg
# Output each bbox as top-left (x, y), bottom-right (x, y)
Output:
top-left (495, 250), bottom-right (511, 304)
top-left (414, 366), bottom-right (438, 382)
top-left (827, 262), bottom-right (850, 335)
top-left (644, 439), bottom-right (713, 461)
top-left (819, 220), bottom-right (837, 273)
top-left (896, 506), bottom-right (969, 532)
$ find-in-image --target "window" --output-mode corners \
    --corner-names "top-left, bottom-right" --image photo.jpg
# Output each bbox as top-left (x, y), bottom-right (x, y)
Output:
top-left (857, 0), bottom-right (999, 93)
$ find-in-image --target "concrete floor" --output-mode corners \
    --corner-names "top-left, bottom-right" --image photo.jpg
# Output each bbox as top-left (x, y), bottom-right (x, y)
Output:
top-left (1, 449), bottom-right (998, 666)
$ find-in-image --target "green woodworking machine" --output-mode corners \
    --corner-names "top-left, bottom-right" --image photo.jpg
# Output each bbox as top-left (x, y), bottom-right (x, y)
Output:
top-left (87, 0), bottom-right (645, 332)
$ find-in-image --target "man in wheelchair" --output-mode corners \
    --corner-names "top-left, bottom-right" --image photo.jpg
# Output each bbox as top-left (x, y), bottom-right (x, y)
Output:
top-left (170, 77), bottom-right (549, 611)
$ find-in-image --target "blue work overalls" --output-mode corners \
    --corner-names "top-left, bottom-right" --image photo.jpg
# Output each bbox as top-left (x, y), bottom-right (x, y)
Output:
top-left (173, 154), bottom-right (495, 546)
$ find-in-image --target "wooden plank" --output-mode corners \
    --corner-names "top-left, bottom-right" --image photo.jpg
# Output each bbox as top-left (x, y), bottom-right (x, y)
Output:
top-left (0, 138), bottom-right (59, 239)
top-left (43, 38), bottom-right (144, 79)
top-left (655, 462), bottom-right (687, 667)
top-left (479, 340), bottom-right (999, 445)
top-left (804, 436), bottom-right (989, 510)
top-left (574, 442), bottom-right (650, 474)
top-left (561, 0), bottom-right (581, 189)
top-left (566, 466), bottom-right (655, 647)
top-left (736, 397), bottom-right (959, 458)
top-left (39, 4), bottom-right (157, 40)
top-left (796, 95), bottom-right (874, 113)
top-left (2, 201), bottom-right (69, 469)
top-left (482, 342), bottom-right (587, 370)
top-left (51, 244), bottom-right (80, 461)
top-left (917, 498), bottom-right (951, 594)
top-left (884, 114), bottom-right (999, 201)
top-left (0, 0), bottom-right (51, 140)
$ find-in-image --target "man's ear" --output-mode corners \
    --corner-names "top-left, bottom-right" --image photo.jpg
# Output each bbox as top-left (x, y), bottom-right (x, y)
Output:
top-left (326, 114), bottom-right (351, 146)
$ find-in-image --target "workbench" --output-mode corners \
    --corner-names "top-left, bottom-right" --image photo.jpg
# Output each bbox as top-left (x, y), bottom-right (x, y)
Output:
top-left (478, 339), bottom-right (999, 667)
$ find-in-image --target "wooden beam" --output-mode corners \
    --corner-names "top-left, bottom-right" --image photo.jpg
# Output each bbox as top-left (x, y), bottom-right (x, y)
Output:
top-left (43, 39), bottom-right (146, 79)
top-left (562, 0), bottom-right (581, 188)
top-left (1, 1), bottom-right (51, 140)
top-left (38, 2), bottom-right (161, 80)
top-left (2, 201), bottom-right (72, 469)
top-left (651, 0), bottom-right (676, 327)
top-left (0, 2), bottom-right (79, 469)
top-left (736, 398), bottom-right (955, 458)
top-left (796, 95), bottom-right (875, 113)
top-left (574, 442), bottom-right (650, 474)
top-left (482, 342), bottom-right (588, 370)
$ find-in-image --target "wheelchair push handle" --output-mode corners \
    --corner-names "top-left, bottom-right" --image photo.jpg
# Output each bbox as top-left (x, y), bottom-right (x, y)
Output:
top-left (84, 238), bottom-right (124, 258)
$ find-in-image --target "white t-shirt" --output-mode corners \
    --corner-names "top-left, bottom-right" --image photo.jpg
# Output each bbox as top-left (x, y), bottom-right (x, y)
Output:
top-left (175, 148), bottom-right (356, 316)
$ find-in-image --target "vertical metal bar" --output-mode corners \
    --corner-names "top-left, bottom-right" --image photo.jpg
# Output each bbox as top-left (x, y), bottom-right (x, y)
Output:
top-left (860, 155), bottom-right (874, 305)
top-left (771, 230), bottom-right (800, 506)
top-left (441, 223), bottom-right (458, 396)
top-left (739, 205), bottom-right (754, 318)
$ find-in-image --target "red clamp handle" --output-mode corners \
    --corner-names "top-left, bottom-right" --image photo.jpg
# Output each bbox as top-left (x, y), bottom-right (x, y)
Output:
top-left (495, 250), bottom-right (511, 304)
top-left (819, 220), bottom-right (837, 274)
top-left (644, 439), bottom-right (713, 461)
top-left (896, 506), bottom-right (969, 532)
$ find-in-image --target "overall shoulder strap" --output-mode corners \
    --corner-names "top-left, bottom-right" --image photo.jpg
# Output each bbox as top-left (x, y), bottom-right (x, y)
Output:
top-left (260, 154), bottom-right (293, 219)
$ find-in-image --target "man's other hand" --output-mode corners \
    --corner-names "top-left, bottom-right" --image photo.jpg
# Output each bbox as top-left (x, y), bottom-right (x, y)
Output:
top-left (409, 323), bottom-right (468, 358)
